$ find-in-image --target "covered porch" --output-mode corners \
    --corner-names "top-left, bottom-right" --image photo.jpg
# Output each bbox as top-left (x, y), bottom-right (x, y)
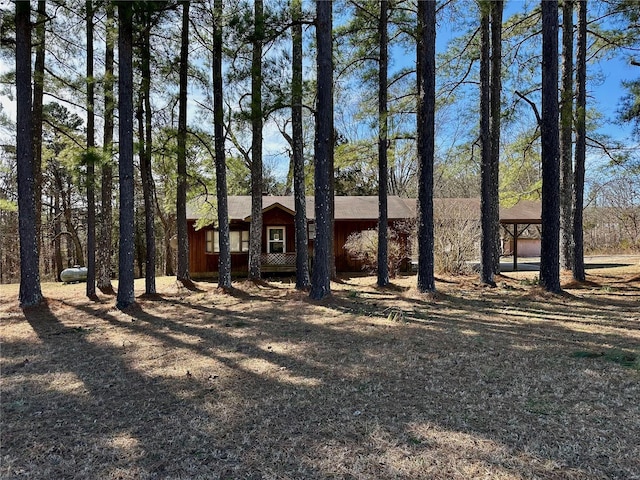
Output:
top-left (499, 201), bottom-right (542, 272)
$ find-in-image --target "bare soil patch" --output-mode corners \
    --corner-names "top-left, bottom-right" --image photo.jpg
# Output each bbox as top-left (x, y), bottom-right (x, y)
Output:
top-left (2, 262), bottom-right (639, 479)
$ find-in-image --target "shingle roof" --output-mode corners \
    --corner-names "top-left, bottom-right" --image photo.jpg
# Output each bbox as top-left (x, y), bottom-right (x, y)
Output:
top-left (499, 200), bottom-right (542, 224)
top-left (187, 195), bottom-right (542, 223)
top-left (400, 198), bottom-right (482, 217)
top-left (333, 196), bottom-right (414, 220)
top-left (187, 195), bottom-right (415, 221)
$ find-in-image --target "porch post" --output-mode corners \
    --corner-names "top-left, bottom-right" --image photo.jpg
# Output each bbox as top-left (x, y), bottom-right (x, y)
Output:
top-left (513, 223), bottom-right (518, 272)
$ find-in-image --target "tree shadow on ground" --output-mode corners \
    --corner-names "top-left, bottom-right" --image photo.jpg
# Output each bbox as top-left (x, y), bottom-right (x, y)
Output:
top-left (2, 279), bottom-right (639, 479)
top-left (3, 301), bottom-right (329, 479)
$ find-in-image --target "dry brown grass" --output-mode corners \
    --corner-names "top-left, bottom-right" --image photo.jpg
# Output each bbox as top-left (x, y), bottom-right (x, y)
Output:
top-left (1, 260), bottom-right (639, 479)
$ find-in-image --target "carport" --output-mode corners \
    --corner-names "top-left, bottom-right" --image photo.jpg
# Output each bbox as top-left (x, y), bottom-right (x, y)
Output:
top-left (499, 201), bottom-right (542, 271)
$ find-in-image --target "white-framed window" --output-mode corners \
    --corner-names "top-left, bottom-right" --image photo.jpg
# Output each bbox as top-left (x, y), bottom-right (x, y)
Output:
top-left (205, 230), bottom-right (250, 253)
top-left (308, 222), bottom-right (316, 240)
top-left (267, 226), bottom-right (285, 253)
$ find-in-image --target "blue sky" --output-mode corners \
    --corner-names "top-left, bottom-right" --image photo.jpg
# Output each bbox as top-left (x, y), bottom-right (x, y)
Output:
top-left (1, 0), bottom-right (637, 176)
top-left (437, 0), bottom-right (637, 142)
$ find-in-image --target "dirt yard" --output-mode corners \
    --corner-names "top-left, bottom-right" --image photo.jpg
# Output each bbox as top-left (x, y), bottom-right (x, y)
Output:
top-left (1, 259), bottom-right (639, 479)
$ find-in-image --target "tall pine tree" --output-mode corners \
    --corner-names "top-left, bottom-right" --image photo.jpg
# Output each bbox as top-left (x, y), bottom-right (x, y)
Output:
top-left (540, 0), bottom-right (561, 293)
top-left (176, 0), bottom-right (192, 287)
top-left (116, 1), bottom-right (136, 309)
top-left (16, 1), bottom-right (44, 307)
top-left (213, 0), bottom-right (232, 289)
top-left (416, 0), bottom-right (436, 293)
top-left (292, 0), bottom-right (309, 290)
top-left (572, 0), bottom-right (587, 282)
top-left (310, 0), bottom-right (334, 300)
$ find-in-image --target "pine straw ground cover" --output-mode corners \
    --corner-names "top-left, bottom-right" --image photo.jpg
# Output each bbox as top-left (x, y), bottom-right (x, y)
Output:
top-left (1, 261), bottom-right (639, 480)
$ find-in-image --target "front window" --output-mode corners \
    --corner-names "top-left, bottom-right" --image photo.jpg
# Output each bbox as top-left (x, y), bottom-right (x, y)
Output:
top-left (205, 229), bottom-right (249, 253)
top-left (267, 227), bottom-right (285, 253)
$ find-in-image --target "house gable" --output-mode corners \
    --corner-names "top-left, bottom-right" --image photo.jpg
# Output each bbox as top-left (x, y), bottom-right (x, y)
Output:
top-left (243, 202), bottom-right (296, 222)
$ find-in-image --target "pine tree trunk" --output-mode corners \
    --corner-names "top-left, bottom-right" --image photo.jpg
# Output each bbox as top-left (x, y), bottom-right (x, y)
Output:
top-left (176, 0), bottom-right (192, 285)
top-left (490, 1), bottom-right (503, 274)
top-left (16, 1), bottom-right (44, 307)
top-left (310, 0), bottom-right (333, 300)
top-left (540, 0), bottom-right (561, 293)
top-left (377, 0), bottom-right (390, 287)
top-left (140, 20), bottom-right (156, 295)
top-left (116, 2), bottom-right (136, 309)
top-left (560, 0), bottom-right (574, 271)
top-left (212, 0), bottom-right (231, 289)
top-left (98, 2), bottom-right (115, 294)
top-left (572, 0), bottom-right (587, 282)
top-left (33, 0), bottom-right (46, 263)
top-left (292, 0), bottom-right (309, 290)
top-left (53, 193), bottom-right (63, 280)
top-left (416, 0), bottom-right (436, 293)
top-left (479, 1), bottom-right (494, 285)
top-left (249, 0), bottom-right (264, 280)
top-left (86, 0), bottom-right (97, 299)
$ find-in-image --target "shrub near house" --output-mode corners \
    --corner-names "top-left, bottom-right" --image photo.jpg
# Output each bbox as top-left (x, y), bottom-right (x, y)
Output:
top-left (344, 227), bottom-right (408, 277)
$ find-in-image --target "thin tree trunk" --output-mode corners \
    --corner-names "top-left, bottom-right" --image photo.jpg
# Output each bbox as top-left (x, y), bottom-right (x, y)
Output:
top-left (116, 2), bottom-right (136, 309)
top-left (479, 1), bottom-right (494, 285)
top-left (135, 207), bottom-right (145, 278)
top-left (86, 0), bottom-right (97, 299)
top-left (573, 0), bottom-right (587, 281)
top-left (292, 0), bottom-right (309, 290)
top-left (98, 2), bottom-right (115, 294)
top-left (540, 0), bottom-right (561, 293)
top-left (176, 0), bottom-right (192, 285)
top-left (285, 152), bottom-right (294, 196)
top-left (163, 219), bottom-right (175, 276)
top-left (490, 1), bottom-right (503, 274)
top-left (377, 0), bottom-right (389, 287)
top-left (560, 0), bottom-right (574, 271)
top-left (145, 74), bottom-right (156, 293)
top-left (53, 193), bottom-right (63, 280)
top-left (152, 181), bottom-right (174, 276)
top-left (249, 0), bottom-right (264, 280)
top-left (140, 21), bottom-right (156, 295)
top-left (416, 0), bottom-right (436, 293)
top-left (310, 0), bottom-right (333, 300)
top-left (33, 0), bottom-right (46, 262)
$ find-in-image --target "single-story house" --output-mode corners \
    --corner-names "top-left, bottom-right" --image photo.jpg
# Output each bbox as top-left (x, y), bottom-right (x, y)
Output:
top-left (186, 195), bottom-right (543, 277)
top-left (186, 195), bottom-right (415, 277)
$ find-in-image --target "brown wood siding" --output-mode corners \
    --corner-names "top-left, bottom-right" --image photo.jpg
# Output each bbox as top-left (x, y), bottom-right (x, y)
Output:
top-left (334, 220), bottom-right (377, 272)
top-left (188, 220), bottom-right (250, 276)
top-left (262, 208), bottom-right (295, 253)
top-left (188, 220), bottom-right (206, 273)
top-left (189, 215), bottom-right (410, 276)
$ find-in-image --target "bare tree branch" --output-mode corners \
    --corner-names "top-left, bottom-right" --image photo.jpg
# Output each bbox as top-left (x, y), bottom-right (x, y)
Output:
top-left (515, 90), bottom-right (541, 125)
